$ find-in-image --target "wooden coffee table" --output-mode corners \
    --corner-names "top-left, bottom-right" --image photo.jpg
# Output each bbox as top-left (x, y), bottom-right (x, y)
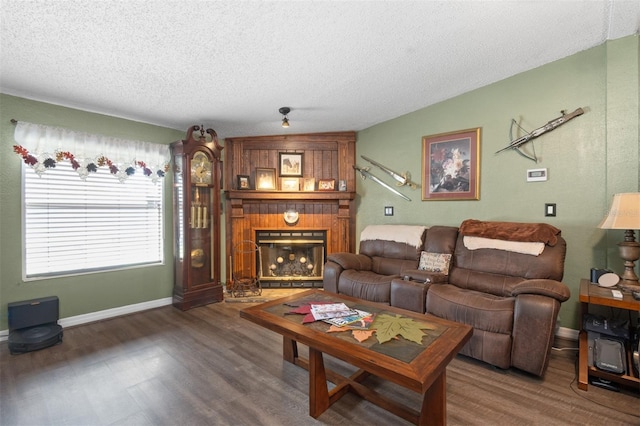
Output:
top-left (240, 289), bottom-right (472, 425)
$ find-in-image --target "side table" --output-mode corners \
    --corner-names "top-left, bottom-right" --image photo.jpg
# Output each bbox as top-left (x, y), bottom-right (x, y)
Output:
top-left (578, 278), bottom-right (640, 391)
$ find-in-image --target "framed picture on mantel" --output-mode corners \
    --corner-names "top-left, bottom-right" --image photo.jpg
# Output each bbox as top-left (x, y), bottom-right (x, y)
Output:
top-left (256, 168), bottom-right (276, 190)
top-left (280, 177), bottom-right (300, 191)
top-left (303, 178), bottom-right (316, 191)
top-left (279, 152), bottom-right (303, 177)
top-left (318, 179), bottom-right (335, 191)
top-left (237, 175), bottom-right (250, 190)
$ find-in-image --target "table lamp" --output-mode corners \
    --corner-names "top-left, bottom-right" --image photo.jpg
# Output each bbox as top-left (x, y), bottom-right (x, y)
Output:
top-left (598, 192), bottom-right (640, 290)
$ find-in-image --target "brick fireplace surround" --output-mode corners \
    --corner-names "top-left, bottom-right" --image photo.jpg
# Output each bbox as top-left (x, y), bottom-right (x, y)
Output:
top-left (224, 132), bottom-right (357, 287)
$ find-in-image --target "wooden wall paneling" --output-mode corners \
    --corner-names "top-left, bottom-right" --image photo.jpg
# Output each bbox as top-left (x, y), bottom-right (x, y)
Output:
top-left (320, 149), bottom-right (333, 179)
top-left (302, 152), bottom-right (313, 180)
top-left (308, 150), bottom-right (319, 184)
top-left (312, 203), bottom-right (323, 229)
top-left (338, 139), bottom-right (356, 190)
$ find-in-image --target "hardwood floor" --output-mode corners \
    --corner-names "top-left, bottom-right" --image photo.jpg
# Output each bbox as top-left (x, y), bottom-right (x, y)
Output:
top-left (1, 290), bottom-right (638, 425)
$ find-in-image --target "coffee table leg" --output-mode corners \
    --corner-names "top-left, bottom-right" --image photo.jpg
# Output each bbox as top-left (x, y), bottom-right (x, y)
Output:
top-left (419, 371), bottom-right (446, 426)
top-left (283, 337), bottom-right (298, 363)
top-left (309, 347), bottom-right (330, 418)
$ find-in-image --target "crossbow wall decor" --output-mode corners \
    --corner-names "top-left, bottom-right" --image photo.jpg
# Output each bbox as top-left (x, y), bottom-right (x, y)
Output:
top-left (496, 107), bottom-right (585, 162)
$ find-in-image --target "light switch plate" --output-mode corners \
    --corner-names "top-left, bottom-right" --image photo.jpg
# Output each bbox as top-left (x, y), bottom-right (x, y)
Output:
top-left (384, 206), bottom-right (394, 216)
top-left (545, 203), bottom-right (556, 217)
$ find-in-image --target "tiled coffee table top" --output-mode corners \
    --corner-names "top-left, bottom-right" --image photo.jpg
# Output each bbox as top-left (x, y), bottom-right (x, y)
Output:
top-left (265, 291), bottom-right (449, 363)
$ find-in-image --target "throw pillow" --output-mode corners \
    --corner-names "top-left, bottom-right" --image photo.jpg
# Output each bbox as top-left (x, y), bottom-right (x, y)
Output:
top-left (418, 251), bottom-right (452, 275)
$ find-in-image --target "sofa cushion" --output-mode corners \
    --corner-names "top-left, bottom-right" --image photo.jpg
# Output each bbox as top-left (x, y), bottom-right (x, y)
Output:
top-left (338, 270), bottom-right (395, 303)
top-left (370, 257), bottom-right (419, 276)
top-left (423, 225), bottom-right (459, 254)
top-left (426, 284), bottom-right (514, 334)
top-left (450, 233), bottom-right (566, 296)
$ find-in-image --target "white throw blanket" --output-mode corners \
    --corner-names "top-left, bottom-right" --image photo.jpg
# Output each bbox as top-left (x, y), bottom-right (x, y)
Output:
top-left (463, 236), bottom-right (545, 256)
top-left (360, 225), bottom-right (427, 249)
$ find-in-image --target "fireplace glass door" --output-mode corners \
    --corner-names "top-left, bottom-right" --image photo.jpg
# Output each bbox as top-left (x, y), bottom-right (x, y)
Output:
top-left (256, 230), bottom-right (326, 288)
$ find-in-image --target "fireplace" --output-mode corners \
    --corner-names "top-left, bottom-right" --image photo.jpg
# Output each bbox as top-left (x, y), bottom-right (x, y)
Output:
top-left (255, 230), bottom-right (326, 288)
top-left (224, 132), bottom-right (357, 290)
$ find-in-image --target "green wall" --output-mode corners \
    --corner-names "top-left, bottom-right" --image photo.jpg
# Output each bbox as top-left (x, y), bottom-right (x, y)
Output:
top-left (0, 95), bottom-right (185, 330)
top-left (355, 36), bottom-right (639, 330)
top-left (1, 36), bottom-right (637, 332)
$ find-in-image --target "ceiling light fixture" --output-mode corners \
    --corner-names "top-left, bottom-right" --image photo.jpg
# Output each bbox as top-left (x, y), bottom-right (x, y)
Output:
top-left (279, 107), bottom-right (291, 128)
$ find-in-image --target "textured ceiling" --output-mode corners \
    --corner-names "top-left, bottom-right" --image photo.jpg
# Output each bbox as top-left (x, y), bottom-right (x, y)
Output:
top-left (1, 1), bottom-right (638, 138)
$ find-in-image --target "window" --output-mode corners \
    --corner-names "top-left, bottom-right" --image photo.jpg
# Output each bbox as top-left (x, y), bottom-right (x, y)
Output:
top-left (23, 162), bottom-right (164, 279)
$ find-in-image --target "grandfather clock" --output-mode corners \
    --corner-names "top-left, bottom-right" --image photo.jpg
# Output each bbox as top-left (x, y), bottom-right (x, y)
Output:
top-left (171, 125), bottom-right (223, 310)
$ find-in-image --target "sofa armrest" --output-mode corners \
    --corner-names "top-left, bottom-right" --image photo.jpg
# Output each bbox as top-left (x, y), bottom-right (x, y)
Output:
top-left (511, 279), bottom-right (570, 302)
top-left (326, 252), bottom-right (372, 271)
top-left (512, 293), bottom-right (562, 376)
top-left (323, 253), bottom-right (373, 294)
top-left (401, 269), bottom-right (449, 284)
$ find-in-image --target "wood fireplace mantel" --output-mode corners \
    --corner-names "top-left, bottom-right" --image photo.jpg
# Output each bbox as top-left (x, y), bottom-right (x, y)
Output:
top-left (225, 190), bottom-right (355, 201)
top-left (223, 132), bottom-right (357, 286)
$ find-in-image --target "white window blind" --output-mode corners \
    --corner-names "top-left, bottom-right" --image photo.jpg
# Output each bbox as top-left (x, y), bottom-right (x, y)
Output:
top-left (23, 162), bottom-right (164, 278)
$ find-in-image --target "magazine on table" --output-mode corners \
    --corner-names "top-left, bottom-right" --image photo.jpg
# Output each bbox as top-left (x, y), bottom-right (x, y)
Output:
top-left (323, 310), bottom-right (376, 329)
top-left (310, 303), bottom-right (358, 320)
top-left (343, 312), bottom-right (376, 330)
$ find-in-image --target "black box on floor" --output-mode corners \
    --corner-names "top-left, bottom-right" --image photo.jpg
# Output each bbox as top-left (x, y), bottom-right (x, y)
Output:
top-left (7, 296), bottom-right (63, 355)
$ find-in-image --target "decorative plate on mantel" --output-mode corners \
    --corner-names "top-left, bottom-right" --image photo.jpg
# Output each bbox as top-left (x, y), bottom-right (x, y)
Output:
top-left (283, 209), bottom-right (299, 225)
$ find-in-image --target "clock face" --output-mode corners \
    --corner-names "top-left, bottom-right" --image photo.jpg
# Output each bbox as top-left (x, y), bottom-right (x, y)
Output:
top-left (191, 151), bottom-right (212, 184)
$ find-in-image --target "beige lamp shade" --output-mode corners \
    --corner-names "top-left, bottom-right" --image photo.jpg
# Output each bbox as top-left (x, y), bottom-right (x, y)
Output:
top-left (598, 193), bottom-right (640, 229)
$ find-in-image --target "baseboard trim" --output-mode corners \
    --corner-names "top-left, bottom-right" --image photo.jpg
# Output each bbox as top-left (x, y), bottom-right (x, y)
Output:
top-left (557, 326), bottom-right (579, 341)
top-left (0, 297), bottom-right (173, 342)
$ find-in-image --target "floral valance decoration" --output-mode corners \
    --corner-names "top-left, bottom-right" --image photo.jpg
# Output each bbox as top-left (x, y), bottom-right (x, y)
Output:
top-left (12, 121), bottom-right (171, 182)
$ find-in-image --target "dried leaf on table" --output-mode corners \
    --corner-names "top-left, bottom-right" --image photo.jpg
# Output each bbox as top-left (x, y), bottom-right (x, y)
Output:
top-left (284, 301), bottom-right (333, 323)
top-left (373, 314), bottom-right (434, 344)
top-left (327, 325), bottom-right (350, 333)
top-left (352, 329), bottom-right (375, 342)
top-left (327, 325), bottom-right (374, 342)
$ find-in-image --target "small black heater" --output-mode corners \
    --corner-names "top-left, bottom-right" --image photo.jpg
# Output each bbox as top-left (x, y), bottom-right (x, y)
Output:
top-left (8, 296), bottom-right (63, 354)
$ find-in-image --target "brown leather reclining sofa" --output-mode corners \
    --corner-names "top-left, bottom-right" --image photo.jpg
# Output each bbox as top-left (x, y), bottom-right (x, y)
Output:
top-left (323, 221), bottom-right (570, 377)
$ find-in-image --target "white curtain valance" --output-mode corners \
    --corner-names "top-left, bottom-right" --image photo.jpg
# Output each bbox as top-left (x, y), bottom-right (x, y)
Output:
top-left (13, 121), bottom-right (171, 182)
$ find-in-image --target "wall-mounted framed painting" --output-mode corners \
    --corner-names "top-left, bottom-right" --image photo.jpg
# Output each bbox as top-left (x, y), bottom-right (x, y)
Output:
top-left (422, 127), bottom-right (480, 201)
top-left (279, 152), bottom-right (303, 177)
top-left (255, 168), bottom-right (276, 190)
